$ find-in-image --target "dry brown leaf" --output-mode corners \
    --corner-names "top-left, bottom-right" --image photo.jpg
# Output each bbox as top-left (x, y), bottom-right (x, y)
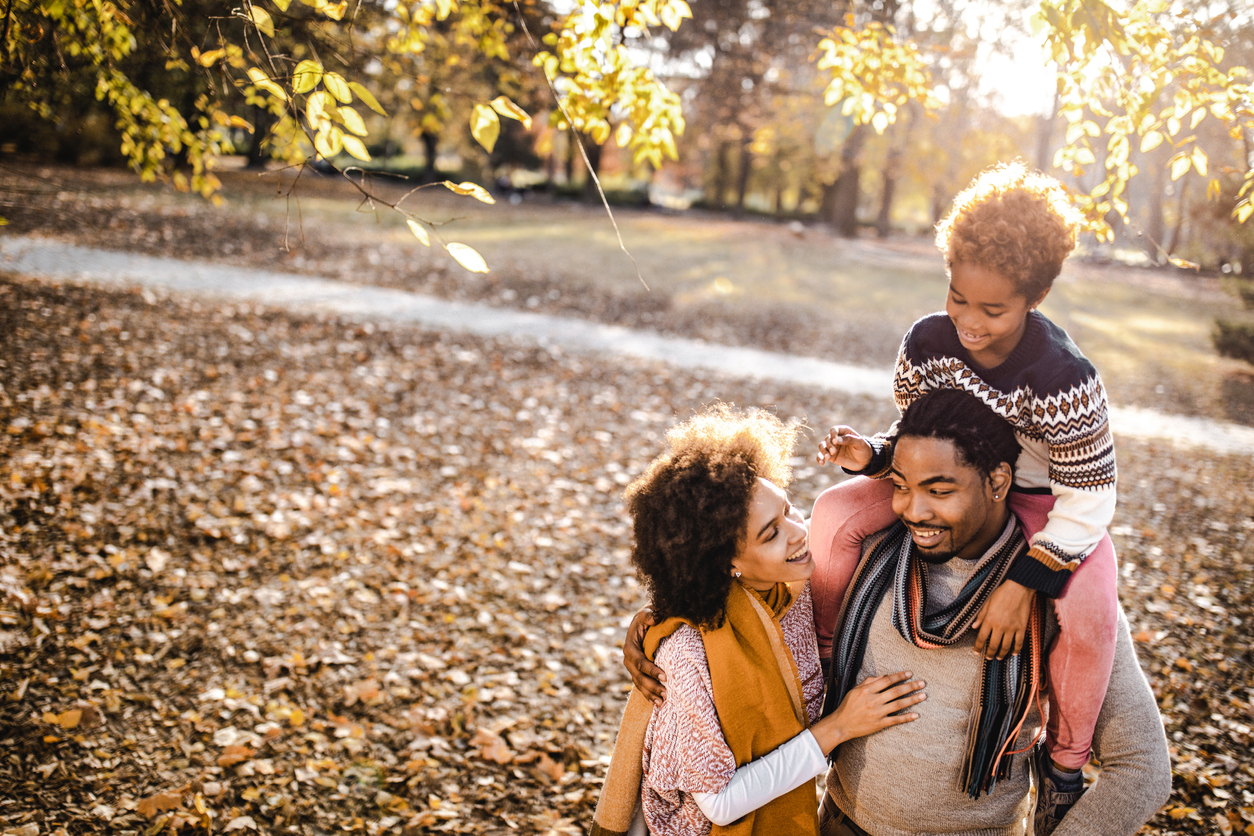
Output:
top-left (136, 789), bottom-right (185, 819)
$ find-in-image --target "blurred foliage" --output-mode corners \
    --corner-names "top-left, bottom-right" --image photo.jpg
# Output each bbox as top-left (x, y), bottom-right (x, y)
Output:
top-left (1038, 0), bottom-right (1253, 241)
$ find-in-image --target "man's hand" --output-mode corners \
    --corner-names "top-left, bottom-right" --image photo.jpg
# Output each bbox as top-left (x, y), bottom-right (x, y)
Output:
top-left (622, 608), bottom-right (667, 704)
top-left (972, 580), bottom-right (1036, 660)
top-left (816, 426), bottom-right (874, 472)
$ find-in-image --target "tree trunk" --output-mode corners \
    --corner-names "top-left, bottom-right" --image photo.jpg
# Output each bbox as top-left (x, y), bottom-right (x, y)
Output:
top-left (419, 131), bottom-right (439, 183)
top-left (733, 138), bottom-right (753, 218)
top-left (1166, 175), bottom-right (1189, 257)
top-left (876, 158), bottom-right (897, 238)
top-left (1034, 88), bottom-right (1060, 172)
top-left (712, 140), bottom-right (736, 210)
top-left (245, 105), bottom-right (275, 170)
top-left (825, 123), bottom-right (866, 237)
top-left (1145, 148), bottom-right (1168, 263)
top-left (565, 128), bottom-right (577, 184)
top-left (581, 138), bottom-right (604, 204)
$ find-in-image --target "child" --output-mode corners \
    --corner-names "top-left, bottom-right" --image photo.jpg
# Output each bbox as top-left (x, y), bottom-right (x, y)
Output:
top-left (815, 161), bottom-right (1118, 836)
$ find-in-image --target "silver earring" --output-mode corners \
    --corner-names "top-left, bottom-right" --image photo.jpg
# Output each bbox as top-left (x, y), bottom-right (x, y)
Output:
top-left (733, 570), bottom-right (741, 578)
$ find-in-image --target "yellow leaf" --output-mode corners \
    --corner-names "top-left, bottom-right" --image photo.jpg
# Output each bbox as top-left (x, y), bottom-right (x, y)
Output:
top-left (446, 243), bottom-right (489, 273)
top-left (1191, 146), bottom-right (1208, 177)
top-left (349, 82), bottom-right (385, 116)
top-left (323, 71), bottom-right (351, 104)
top-left (1170, 153), bottom-right (1191, 181)
top-left (1208, 178), bottom-right (1221, 201)
top-left (272, 0), bottom-right (291, 10)
top-left (870, 110), bottom-right (889, 134)
top-left (470, 104), bottom-right (499, 152)
top-left (589, 120), bottom-right (610, 145)
top-left (249, 6), bottom-right (275, 37)
top-left (306, 92), bottom-right (331, 132)
top-left (292, 59), bottom-right (322, 95)
top-left (314, 125), bottom-right (344, 158)
top-left (323, 0), bottom-right (347, 19)
top-left (289, 707), bottom-right (305, 726)
top-left (406, 220), bottom-right (431, 247)
top-left (338, 105), bottom-right (367, 136)
top-left (1138, 131), bottom-right (1162, 153)
top-left (246, 67), bottom-right (287, 100)
top-left (342, 135), bottom-right (371, 161)
top-left (489, 95), bottom-right (532, 129)
top-left (660, 0), bottom-right (692, 31)
top-left (441, 180), bottom-right (496, 204)
top-left (227, 115), bottom-right (254, 131)
top-left (1237, 201), bottom-right (1253, 224)
top-left (615, 122), bottom-right (633, 147)
top-left (198, 48), bottom-right (226, 67)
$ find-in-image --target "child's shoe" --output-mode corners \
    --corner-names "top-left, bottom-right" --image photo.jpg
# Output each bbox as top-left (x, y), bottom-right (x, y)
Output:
top-left (1033, 746), bottom-right (1087, 836)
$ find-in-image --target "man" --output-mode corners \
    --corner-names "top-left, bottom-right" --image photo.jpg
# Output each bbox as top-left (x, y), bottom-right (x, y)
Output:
top-left (624, 390), bottom-right (1171, 835)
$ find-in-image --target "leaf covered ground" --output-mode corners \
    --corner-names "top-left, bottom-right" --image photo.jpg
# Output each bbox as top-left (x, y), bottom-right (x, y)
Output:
top-left (0, 274), bottom-right (1252, 836)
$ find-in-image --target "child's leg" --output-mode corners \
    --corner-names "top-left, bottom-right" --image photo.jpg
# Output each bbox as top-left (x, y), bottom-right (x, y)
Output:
top-left (1008, 493), bottom-right (1119, 770)
top-left (809, 477), bottom-right (896, 660)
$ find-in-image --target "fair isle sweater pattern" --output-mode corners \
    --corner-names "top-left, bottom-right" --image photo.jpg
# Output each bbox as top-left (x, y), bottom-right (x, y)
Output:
top-left (877, 312), bottom-right (1117, 597)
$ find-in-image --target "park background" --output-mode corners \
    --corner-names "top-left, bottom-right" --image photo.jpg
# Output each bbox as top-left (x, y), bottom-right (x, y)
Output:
top-left (2, 1), bottom-right (1254, 835)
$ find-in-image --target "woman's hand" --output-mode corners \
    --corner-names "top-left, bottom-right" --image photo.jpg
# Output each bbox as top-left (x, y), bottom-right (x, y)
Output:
top-left (816, 426), bottom-right (874, 472)
top-left (810, 671), bottom-right (926, 755)
top-left (622, 608), bottom-right (668, 704)
top-left (972, 580), bottom-right (1035, 660)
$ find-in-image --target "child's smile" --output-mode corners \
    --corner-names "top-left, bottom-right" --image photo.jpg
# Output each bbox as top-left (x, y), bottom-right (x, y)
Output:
top-left (945, 262), bottom-right (1041, 369)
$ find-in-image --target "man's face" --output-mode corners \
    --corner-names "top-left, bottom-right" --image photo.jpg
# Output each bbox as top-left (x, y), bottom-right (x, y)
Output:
top-left (889, 435), bottom-right (1009, 563)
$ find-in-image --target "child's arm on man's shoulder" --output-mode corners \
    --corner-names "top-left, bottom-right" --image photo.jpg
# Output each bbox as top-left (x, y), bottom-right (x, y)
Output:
top-left (815, 426), bottom-right (893, 476)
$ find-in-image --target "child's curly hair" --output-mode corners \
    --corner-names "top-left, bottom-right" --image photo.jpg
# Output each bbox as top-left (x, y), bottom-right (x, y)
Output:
top-left (935, 161), bottom-right (1085, 302)
top-left (624, 404), bottom-right (797, 630)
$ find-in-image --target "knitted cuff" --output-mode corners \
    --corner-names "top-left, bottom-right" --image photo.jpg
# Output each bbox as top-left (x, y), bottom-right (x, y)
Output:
top-left (1005, 545), bottom-right (1072, 599)
top-left (842, 436), bottom-right (893, 479)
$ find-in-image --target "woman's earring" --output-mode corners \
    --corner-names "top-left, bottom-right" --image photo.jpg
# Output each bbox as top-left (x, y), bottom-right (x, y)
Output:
top-left (733, 569), bottom-right (742, 578)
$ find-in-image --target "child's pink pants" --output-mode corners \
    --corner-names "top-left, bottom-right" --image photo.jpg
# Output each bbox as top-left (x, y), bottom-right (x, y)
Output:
top-left (809, 477), bottom-right (1119, 770)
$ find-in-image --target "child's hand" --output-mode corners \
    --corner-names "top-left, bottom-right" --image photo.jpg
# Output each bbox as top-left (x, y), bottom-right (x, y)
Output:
top-left (971, 580), bottom-right (1036, 660)
top-left (816, 426), bottom-right (875, 471)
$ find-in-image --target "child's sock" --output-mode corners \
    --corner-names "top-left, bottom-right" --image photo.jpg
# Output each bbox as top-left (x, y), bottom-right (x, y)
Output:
top-left (1047, 761), bottom-right (1083, 793)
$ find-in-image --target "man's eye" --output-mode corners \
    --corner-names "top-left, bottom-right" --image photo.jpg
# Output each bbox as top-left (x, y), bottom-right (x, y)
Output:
top-left (931, 489), bottom-right (953, 497)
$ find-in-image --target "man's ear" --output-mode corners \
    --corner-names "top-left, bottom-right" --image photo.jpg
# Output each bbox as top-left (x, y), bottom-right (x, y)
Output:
top-left (989, 463), bottom-right (1013, 500)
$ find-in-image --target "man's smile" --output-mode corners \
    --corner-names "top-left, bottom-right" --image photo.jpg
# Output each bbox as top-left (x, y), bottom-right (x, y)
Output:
top-left (905, 523), bottom-right (948, 549)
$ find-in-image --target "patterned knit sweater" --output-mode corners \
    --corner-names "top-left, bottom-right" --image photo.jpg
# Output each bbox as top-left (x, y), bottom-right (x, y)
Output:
top-left (863, 311), bottom-right (1116, 598)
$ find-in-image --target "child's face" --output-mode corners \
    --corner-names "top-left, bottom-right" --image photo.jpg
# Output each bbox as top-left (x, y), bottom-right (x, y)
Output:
top-left (945, 262), bottom-right (1041, 368)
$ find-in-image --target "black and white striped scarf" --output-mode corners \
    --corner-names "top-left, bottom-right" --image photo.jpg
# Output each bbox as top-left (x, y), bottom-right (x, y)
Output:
top-left (822, 518), bottom-right (1044, 798)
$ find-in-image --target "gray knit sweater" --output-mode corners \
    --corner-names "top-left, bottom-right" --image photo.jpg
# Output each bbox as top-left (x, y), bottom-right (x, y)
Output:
top-left (824, 538), bottom-right (1171, 835)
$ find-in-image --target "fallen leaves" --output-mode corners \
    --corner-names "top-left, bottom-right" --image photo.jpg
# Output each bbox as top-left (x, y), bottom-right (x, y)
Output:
top-left (0, 264), bottom-right (1250, 836)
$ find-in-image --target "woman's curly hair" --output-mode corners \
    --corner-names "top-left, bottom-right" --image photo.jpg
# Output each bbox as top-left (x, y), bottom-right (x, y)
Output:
top-left (624, 404), bottom-right (798, 630)
top-left (935, 161), bottom-right (1085, 302)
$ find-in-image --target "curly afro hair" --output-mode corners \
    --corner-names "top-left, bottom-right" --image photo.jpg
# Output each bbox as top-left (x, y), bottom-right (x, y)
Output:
top-left (895, 389), bottom-right (1021, 480)
top-left (624, 404), bottom-right (798, 630)
top-left (935, 161), bottom-right (1084, 303)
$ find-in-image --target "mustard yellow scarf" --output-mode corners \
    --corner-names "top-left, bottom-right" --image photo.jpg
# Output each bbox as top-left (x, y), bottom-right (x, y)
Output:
top-left (591, 582), bottom-right (818, 836)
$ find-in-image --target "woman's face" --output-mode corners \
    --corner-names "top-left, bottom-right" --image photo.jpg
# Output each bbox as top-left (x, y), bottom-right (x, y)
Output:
top-left (731, 478), bottom-right (812, 592)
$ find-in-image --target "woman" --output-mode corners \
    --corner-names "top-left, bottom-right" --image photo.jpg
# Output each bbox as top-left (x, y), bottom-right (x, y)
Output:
top-left (591, 405), bottom-right (926, 836)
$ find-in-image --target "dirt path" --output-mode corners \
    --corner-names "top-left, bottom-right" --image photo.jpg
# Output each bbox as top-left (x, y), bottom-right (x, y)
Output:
top-left (6, 234), bottom-right (1254, 456)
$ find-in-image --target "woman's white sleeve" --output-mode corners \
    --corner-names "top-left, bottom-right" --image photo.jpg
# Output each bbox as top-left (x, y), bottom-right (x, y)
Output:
top-left (690, 730), bottom-right (827, 826)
